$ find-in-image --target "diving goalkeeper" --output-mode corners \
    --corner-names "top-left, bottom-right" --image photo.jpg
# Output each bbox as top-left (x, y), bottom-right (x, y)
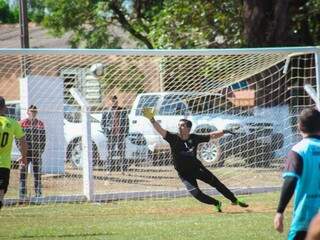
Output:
top-left (142, 108), bottom-right (248, 212)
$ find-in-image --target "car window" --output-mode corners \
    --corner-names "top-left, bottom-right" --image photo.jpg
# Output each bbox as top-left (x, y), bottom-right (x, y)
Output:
top-left (64, 104), bottom-right (81, 122)
top-left (90, 115), bottom-right (100, 123)
top-left (64, 105), bottom-right (100, 123)
top-left (186, 95), bottom-right (225, 114)
top-left (5, 103), bottom-right (20, 120)
top-left (159, 95), bottom-right (187, 115)
top-left (186, 94), bottom-right (230, 114)
top-left (135, 95), bottom-right (159, 116)
top-left (187, 94), bottom-right (253, 116)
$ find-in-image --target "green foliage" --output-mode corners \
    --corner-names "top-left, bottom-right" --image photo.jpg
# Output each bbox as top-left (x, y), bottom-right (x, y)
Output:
top-left (0, 0), bottom-right (10, 23)
top-left (290, 0), bottom-right (320, 45)
top-left (41, 0), bottom-right (244, 49)
top-left (0, 0), bottom-right (18, 23)
top-left (43, 0), bottom-right (122, 48)
top-left (8, 5), bottom-right (19, 23)
top-left (28, 0), bottom-right (46, 23)
top-left (25, 0), bottom-right (320, 48)
top-left (0, 0), bottom-right (45, 24)
top-left (149, 0), bottom-right (243, 48)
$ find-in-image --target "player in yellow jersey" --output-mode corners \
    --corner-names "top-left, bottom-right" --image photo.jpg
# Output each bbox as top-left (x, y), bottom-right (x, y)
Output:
top-left (0, 96), bottom-right (27, 209)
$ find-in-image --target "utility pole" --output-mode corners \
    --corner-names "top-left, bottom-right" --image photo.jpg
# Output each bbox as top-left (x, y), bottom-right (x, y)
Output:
top-left (19, 0), bottom-right (30, 76)
top-left (19, 0), bottom-right (29, 48)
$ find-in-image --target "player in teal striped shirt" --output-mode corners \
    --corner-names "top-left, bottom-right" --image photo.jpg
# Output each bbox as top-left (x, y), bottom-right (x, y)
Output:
top-left (274, 108), bottom-right (320, 240)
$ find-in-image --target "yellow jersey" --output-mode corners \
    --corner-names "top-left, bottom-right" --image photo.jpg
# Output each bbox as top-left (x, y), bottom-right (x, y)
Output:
top-left (0, 116), bottom-right (25, 169)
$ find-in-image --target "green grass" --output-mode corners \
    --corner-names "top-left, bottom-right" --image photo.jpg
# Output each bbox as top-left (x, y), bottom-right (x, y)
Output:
top-left (0, 192), bottom-right (291, 240)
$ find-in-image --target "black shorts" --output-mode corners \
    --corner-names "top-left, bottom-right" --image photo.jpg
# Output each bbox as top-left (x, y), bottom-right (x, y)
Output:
top-left (0, 168), bottom-right (10, 194)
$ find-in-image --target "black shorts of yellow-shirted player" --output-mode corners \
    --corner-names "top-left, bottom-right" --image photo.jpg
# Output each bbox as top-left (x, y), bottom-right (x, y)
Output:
top-left (142, 107), bottom-right (248, 212)
top-left (0, 96), bottom-right (28, 210)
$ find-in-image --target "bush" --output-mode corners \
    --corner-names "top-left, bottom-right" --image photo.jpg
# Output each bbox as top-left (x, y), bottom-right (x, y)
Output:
top-left (0, 0), bottom-right (19, 23)
top-left (0, 0), bottom-right (10, 23)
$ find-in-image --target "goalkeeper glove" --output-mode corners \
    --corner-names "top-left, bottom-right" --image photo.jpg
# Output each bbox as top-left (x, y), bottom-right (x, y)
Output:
top-left (142, 107), bottom-right (155, 120)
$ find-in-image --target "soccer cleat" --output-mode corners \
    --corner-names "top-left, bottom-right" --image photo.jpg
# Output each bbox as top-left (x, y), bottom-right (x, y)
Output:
top-left (232, 199), bottom-right (249, 208)
top-left (0, 201), bottom-right (3, 210)
top-left (214, 201), bottom-right (222, 212)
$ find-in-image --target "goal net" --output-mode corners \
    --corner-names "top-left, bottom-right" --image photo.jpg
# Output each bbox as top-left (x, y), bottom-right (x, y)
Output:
top-left (0, 47), bottom-right (318, 206)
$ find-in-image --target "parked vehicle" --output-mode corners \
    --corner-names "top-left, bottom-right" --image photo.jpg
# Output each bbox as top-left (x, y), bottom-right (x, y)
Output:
top-left (128, 92), bottom-right (284, 167)
top-left (7, 102), bottom-right (149, 170)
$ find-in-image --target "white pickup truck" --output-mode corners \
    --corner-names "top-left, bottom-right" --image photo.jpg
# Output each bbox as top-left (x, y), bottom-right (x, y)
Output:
top-left (128, 92), bottom-right (284, 167)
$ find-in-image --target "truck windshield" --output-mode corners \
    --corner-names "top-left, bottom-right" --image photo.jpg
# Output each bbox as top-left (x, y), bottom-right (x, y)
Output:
top-left (136, 95), bottom-right (160, 116)
top-left (159, 95), bottom-right (187, 115)
top-left (186, 94), bottom-right (253, 116)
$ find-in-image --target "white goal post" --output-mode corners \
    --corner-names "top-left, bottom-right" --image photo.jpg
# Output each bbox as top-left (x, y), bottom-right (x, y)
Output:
top-left (0, 46), bottom-right (319, 206)
top-left (69, 88), bottom-right (94, 201)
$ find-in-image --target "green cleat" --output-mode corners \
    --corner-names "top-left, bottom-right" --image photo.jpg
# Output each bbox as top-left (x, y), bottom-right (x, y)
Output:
top-left (215, 201), bottom-right (222, 212)
top-left (232, 199), bottom-right (249, 208)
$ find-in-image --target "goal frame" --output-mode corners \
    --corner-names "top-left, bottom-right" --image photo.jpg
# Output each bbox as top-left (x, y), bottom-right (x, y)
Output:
top-left (0, 46), bottom-right (319, 205)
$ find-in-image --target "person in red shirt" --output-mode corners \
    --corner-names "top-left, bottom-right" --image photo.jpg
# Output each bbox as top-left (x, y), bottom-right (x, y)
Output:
top-left (19, 105), bottom-right (46, 198)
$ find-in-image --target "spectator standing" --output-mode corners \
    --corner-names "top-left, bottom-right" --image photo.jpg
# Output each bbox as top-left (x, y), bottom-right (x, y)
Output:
top-left (19, 105), bottom-right (46, 198)
top-left (101, 96), bottom-right (128, 171)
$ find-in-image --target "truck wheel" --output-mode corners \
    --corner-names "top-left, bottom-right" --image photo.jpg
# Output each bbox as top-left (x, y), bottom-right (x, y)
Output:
top-left (197, 141), bottom-right (224, 167)
top-left (66, 138), bottom-right (100, 169)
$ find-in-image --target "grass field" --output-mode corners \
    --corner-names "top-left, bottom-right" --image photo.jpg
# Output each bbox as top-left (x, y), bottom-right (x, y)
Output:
top-left (0, 191), bottom-right (291, 240)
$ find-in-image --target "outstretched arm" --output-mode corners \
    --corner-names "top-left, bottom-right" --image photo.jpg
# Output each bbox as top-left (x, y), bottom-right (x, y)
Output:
top-left (209, 129), bottom-right (236, 140)
top-left (209, 130), bottom-right (224, 139)
top-left (142, 108), bottom-right (167, 138)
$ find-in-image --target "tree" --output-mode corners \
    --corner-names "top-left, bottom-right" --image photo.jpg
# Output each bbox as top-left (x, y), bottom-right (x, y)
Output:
top-left (242, 0), bottom-right (320, 47)
top-left (0, 0), bottom-right (19, 23)
top-left (41, 0), bottom-right (320, 49)
top-left (0, 0), bottom-right (10, 23)
top-left (28, 0), bottom-right (46, 23)
top-left (41, 0), bottom-right (243, 48)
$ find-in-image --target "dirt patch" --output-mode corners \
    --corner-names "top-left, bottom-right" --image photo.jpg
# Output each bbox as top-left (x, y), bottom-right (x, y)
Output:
top-left (5, 165), bottom-right (282, 200)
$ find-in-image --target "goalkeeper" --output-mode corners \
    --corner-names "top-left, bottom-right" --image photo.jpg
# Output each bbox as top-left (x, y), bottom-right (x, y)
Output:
top-left (142, 108), bottom-right (248, 212)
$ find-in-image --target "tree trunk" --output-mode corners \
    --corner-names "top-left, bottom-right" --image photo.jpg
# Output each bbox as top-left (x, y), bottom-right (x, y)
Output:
top-left (243, 0), bottom-right (293, 108)
top-left (242, 0), bottom-right (290, 47)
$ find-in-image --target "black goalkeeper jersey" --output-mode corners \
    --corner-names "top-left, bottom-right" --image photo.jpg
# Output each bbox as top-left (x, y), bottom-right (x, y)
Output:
top-left (164, 132), bottom-right (210, 174)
